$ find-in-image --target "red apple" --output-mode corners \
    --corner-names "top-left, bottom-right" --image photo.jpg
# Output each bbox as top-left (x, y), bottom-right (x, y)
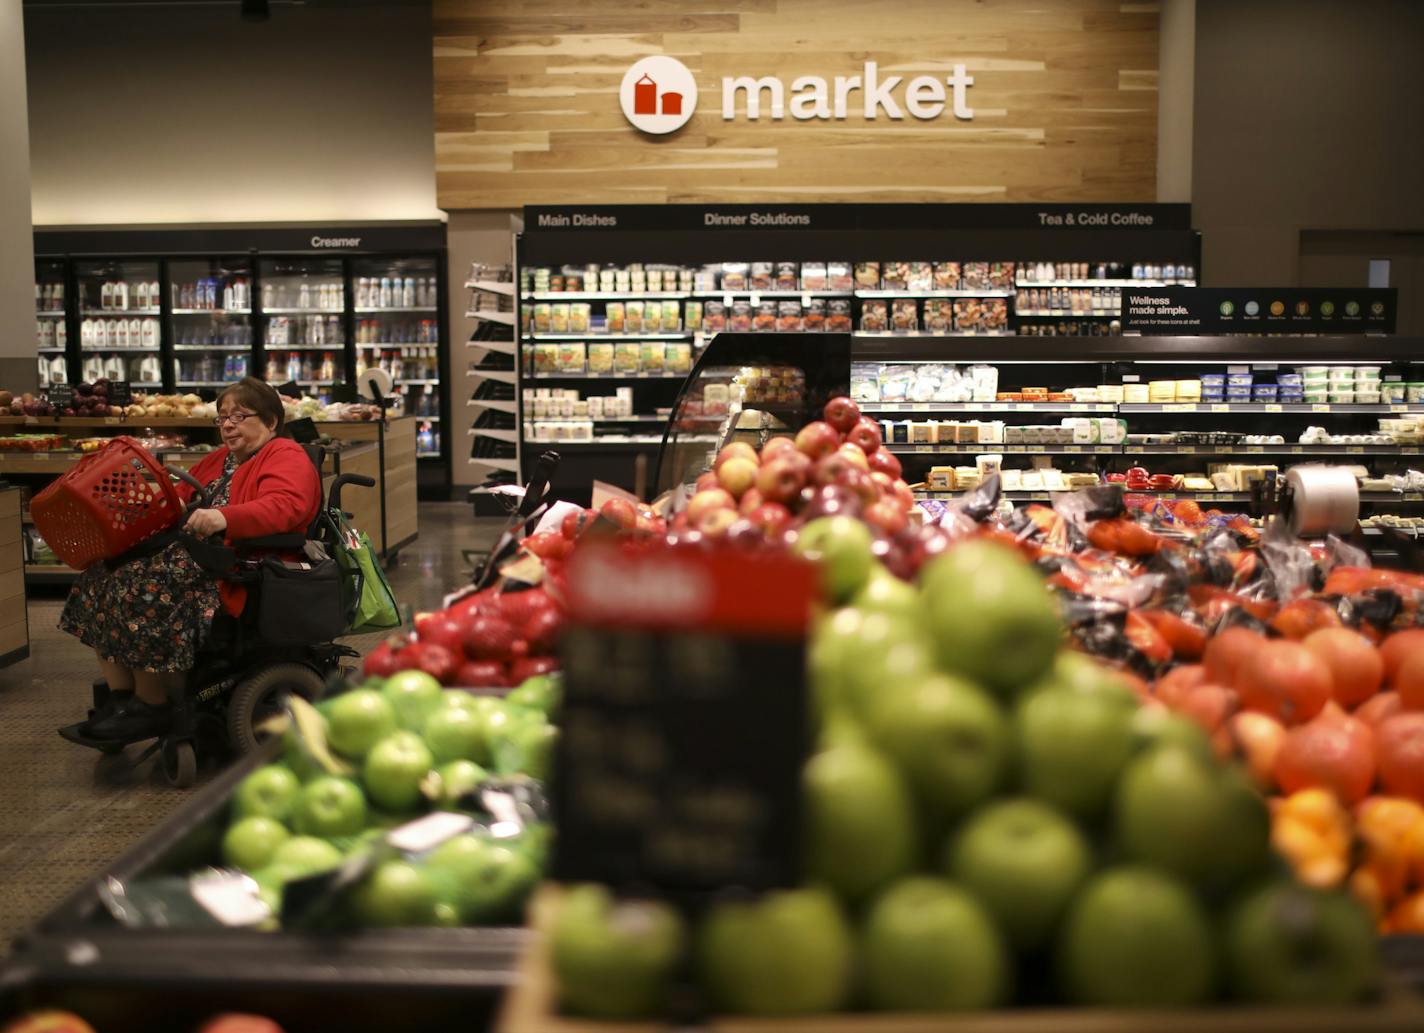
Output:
top-left (524, 606), bottom-right (564, 654)
top-left (717, 456), bottom-right (760, 498)
top-left (714, 441), bottom-right (759, 470)
top-left (847, 416), bottom-right (882, 454)
top-left (363, 641), bottom-right (404, 678)
top-left (687, 488), bottom-right (736, 524)
top-left (415, 613), bottom-right (466, 657)
top-left (461, 614), bottom-right (522, 661)
top-left (813, 450), bottom-right (864, 488)
top-left (823, 396), bottom-right (862, 434)
top-left (398, 641), bottom-right (460, 685)
top-left (867, 448), bottom-right (902, 479)
top-left (794, 420), bottom-right (841, 461)
top-left (694, 471), bottom-right (720, 494)
top-left (842, 468), bottom-right (880, 507)
top-left (746, 501), bottom-right (792, 536)
top-left (696, 507), bottom-right (738, 537)
top-left (599, 497), bottom-right (637, 530)
top-left (560, 507), bottom-right (597, 540)
top-left (835, 442), bottom-right (870, 471)
top-left (510, 656), bottom-right (559, 683)
top-left (454, 659), bottom-right (508, 688)
top-left (756, 457), bottom-right (809, 505)
top-left (635, 511), bottom-right (666, 537)
top-left (524, 531), bottom-right (572, 561)
top-left (760, 436), bottom-right (798, 463)
top-left (738, 487), bottom-right (767, 516)
top-left (863, 500), bottom-right (909, 535)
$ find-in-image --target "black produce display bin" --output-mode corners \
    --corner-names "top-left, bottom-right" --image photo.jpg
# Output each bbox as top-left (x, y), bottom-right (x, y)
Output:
top-left (2, 744), bottom-right (528, 1033)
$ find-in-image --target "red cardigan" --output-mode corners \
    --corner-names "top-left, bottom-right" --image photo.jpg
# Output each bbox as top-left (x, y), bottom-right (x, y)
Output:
top-left (177, 437), bottom-right (322, 615)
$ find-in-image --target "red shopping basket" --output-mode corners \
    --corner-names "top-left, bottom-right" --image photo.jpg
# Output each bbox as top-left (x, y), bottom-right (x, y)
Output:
top-left (30, 436), bottom-right (185, 571)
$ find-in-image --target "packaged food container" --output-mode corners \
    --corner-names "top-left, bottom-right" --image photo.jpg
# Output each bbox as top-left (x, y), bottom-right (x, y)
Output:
top-left (774, 261), bottom-right (799, 291)
top-left (1328, 390), bottom-right (1356, 403)
top-left (1299, 366), bottom-right (1328, 377)
top-left (1227, 373), bottom-right (1254, 388)
top-left (1124, 384), bottom-right (1150, 403)
top-left (753, 301), bottom-right (777, 331)
top-left (614, 342), bottom-right (641, 372)
top-left (643, 303), bottom-right (662, 333)
top-left (800, 263), bottom-right (827, 290)
top-left (1356, 366), bottom-right (1382, 379)
top-left (1200, 373), bottom-right (1226, 388)
top-left (1148, 380), bottom-right (1177, 401)
top-left (1252, 385), bottom-right (1279, 399)
top-left (624, 301), bottom-right (645, 333)
top-left (1176, 380), bottom-right (1202, 400)
top-left (661, 301), bottom-right (681, 331)
top-left (1276, 373), bottom-right (1303, 387)
top-left (729, 301), bottom-right (753, 332)
top-left (1357, 390), bottom-right (1382, 404)
top-left (882, 262), bottom-right (911, 290)
top-left (1226, 388), bottom-right (1253, 401)
top-left (854, 262), bottom-right (882, 289)
top-left (1303, 390), bottom-right (1329, 403)
top-left (976, 453), bottom-right (1004, 478)
top-left (933, 262), bottom-right (962, 290)
top-left (860, 300), bottom-right (889, 332)
top-left (587, 343), bottom-right (614, 373)
top-left (1328, 366), bottom-right (1356, 381)
top-left (1408, 384), bottom-right (1424, 403)
top-left (826, 299), bottom-right (853, 332)
top-left (776, 300), bottom-right (803, 332)
top-left (827, 261), bottom-right (853, 291)
top-left (665, 343), bottom-right (692, 373)
top-left (1383, 383), bottom-right (1406, 403)
top-left (928, 467), bottom-right (955, 491)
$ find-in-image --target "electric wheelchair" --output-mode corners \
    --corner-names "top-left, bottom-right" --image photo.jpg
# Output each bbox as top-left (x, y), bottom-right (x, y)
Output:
top-left (59, 442), bottom-right (374, 787)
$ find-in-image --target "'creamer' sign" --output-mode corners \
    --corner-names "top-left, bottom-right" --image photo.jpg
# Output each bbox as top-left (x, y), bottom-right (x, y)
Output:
top-left (620, 57), bottom-right (975, 134)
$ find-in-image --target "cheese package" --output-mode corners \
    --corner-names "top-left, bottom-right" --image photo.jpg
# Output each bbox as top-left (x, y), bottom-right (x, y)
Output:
top-left (928, 466), bottom-right (956, 491)
top-left (643, 303), bottom-right (662, 333)
top-left (662, 301), bottom-right (681, 332)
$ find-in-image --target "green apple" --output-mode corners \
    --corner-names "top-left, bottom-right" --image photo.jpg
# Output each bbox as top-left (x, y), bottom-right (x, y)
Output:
top-left (222, 815), bottom-right (290, 871)
top-left (425, 834), bottom-right (540, 924)
top-left (1116, 744), bottom-right (1269, 891)
top-left (493, 717), bottom-right (557, 780)
top-left (551, 884), bottom-right (685, 1019)
top-left (1057, 866), bottom-right (1216, 1007)
top-left (363, 731), bottom-right (435, 813)
top-left (270, 835), bottom-right (344, 878)
top-left (946, 798), bottom-right (1092, 954)
top-left (506, 673), bottom-right (560, 714)
top-left (794, 516), bottom-right (873, 604)
top-left (325, 688), bottom-right (398, 760)
top-left (232, 764), bottom-right (302, 822)
top-left (862, 876), bottom-right (1009, 1011)
top-left (350, 860), bottom-right (438, 927)
top-left (864, 672), bottom-right (1009, 822)
top-left (803, 740), bottom-right (916, 903)
top-left (1025, 650), bottom-right (1135, 702)
top-left (1223, 881), bottom-right (1379, 1004)
top-left (292, 776), bottom-right (367, 838)
top-left (381, 669), bottom-right (444, 730)
top-left (839, 616), bottom-right (935, 722)
top-left (920, 540), bottom-right (1061, 695)
top-left (424, 758), bottom-right (489, 808)
top-left (851, 563), bottom-right (921, 623)
top-left (697, 887), bottom-right (853, 1016)
top-left (1015, 686), bottom-right (1136, 821)
top-left (421, 704), bottom-right (488, 765)
top-left (1130, 705), bottom-right (1215, 760)
top-left (442, 688), bottom-right (480, 711)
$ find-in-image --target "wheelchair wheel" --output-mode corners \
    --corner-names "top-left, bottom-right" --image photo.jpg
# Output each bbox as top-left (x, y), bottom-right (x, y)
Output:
top-left (228, 663), bottom-right (325, 756)
top-left (161, 739), bottom-right (197, 789)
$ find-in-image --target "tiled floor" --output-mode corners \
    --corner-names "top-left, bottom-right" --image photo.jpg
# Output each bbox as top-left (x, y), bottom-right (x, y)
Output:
top-left (0, 503), bottom-right (509, 954)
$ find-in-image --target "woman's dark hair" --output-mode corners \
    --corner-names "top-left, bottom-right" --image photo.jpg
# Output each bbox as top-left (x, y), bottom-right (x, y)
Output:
top-left (217, 377), bottom-right (288, 436)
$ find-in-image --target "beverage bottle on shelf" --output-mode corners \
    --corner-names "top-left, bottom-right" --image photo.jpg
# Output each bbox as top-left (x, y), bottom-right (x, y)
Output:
top-left (128, 317), bottom-right (141, 347)
top-left (100, 280), bottom-right (114, 310)
top-left (312, 314), bottom-right (324, 345)
top-left (356, 277), bottom-right (369, 308)
top-left (300, 354), bottom-right (315, 381)
top-left (55, 320), bottom-right (66, 350)
top-left (326, 315), bottom-right (340, 343)
top-left (391, 352), bottom-right (404, 381)
top-left (265, 356), bottom-right (282, 381)
top-left (298, 280), bottom-right (311, 311)
top-left (135, 281), bottom-right (149, 310)
top-left (320, 352), bottom-right (334, 380)
top-left (52, 282), bottom-right (63, 310)
top-left (287, 351), bottom-right (301, 383)
top-left (261, 281), bottom-right (274, 310)
top-left (378, 351), bottom-right (391, 376)
top-left (37, 356), bottom-right (48, 388)
top-left (378, 277), bottom-right (391, 308)
top-left (36, 320), bottom-right (47, 349)
top-left (354, 352), bottom-right (367, 378)
top-left (426, 276), bottom-right (438, 307)
top-left (223, 282), bottom-right (234, 310)
top-left (402, 277), bottom-right (415, 307)
top-left (223, 354), bottom-right (234, 380)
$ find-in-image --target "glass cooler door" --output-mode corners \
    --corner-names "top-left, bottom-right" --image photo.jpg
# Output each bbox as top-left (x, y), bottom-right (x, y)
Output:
top-left (74, 258), bottom-right (163, 390)
top-left (168, 256), bottom-right (254, 392)
top-left (352, 255), bottom-right (441, 457)
top-left (35, 258), bottom-right (68, 389)
top-left (258, 257), bottom-right (347, 400)
top-left (654, 332), bottom-right (852, 496)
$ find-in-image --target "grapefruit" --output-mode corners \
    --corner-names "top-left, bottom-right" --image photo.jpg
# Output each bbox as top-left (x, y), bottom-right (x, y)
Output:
top-left (1204, 626), bottom-right (1267, 688)
top-left (1273, 715), bottom-right (1376, 805)
top-left (1375, 712), bottom-right (1424, 802)
top-left (1380, 628), bottom-right (1424, 686)
top-left (1304, 628), bottom-right (1384, 709)
top-left (1357, 691), bottom-right (1404, 726)
top-left (1395, 650), bottom-right (1424, 710)
top-left (1237, 640), bottom-right (1333, 725)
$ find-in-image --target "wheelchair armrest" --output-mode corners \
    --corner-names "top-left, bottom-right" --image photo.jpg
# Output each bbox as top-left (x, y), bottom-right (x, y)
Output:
top-left (232, 533), bottom-right (308, 553)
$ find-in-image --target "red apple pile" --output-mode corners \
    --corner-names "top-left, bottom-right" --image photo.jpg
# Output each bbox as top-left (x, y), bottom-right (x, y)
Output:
top-left (363, 584), bottom-right (565, 689)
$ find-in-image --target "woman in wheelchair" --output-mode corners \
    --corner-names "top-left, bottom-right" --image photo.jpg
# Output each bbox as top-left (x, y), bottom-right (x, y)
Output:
top-left (60, 377), bottom-right (322, 743)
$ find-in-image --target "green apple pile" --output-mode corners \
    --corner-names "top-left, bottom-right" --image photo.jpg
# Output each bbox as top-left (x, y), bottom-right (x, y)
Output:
top-left (220, 670), bottom-right (559, 929)
top-left (551, 538), bottom-right (1380, 1018)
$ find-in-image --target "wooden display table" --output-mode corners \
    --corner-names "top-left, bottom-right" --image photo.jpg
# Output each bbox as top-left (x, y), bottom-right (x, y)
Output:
top-left (0, 486), bottom-right (29, 666)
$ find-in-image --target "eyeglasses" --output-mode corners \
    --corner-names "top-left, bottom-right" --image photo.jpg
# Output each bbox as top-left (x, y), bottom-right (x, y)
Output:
top-left (215, 411), bottom-right (255, 427)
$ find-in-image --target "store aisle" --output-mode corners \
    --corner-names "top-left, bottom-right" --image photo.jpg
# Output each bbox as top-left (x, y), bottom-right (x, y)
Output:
top-left (0, 503), bottom-right (508, 954)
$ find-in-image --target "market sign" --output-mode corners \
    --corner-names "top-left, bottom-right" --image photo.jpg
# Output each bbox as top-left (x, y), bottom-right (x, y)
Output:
top-left (619, 56), bottom-right (975, 135)
top-left (1123, 288), bottom-right (1398, 335)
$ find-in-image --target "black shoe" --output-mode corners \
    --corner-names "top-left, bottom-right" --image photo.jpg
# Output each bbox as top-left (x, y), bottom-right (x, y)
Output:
top-left (85, 697), bottom-right (174, 743)
top-left (80, 689), bottom-right (134, 733)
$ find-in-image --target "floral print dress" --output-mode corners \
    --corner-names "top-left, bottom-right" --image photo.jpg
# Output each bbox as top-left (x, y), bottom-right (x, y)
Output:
top-left (61, 453), bottom-right (240, 673)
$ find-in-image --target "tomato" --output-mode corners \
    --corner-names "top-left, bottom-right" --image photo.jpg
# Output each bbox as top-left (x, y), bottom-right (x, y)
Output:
top-left (1303, 627), bottom-right (1384, 709)
top-left (1237, 640), bottom-right (1333, 725)
top-left (1380, 628), bottom-right (1424, 686)
top-left (1203, 625), bottom-right (1267, 688)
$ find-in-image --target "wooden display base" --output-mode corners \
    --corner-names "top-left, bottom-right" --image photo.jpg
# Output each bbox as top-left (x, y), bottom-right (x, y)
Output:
top-left (499, 889), bottom-right (1424, 1033)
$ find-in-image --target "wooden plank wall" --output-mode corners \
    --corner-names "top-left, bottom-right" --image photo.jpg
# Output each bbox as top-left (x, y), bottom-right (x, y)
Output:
top-left (434, 0), bottom-right (1160, 208)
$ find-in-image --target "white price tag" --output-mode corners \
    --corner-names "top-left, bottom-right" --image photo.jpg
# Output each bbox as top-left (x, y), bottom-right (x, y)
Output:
top-left (388, 812), bottom-right (475, 854)
top-left (1313, 404), bottom-right (1332, 413)
top-left (913, 403), bottom-right (931, 411)
top-left (1348, 446), bottom-right (1364, 454)
top-left (1265, 404), bottom-right (1283, 412)
top-left (1392, 404), bottom-right (1410, 413)
top-left (749, 293), bottom-right (761, 306)
top-left (916, 445), bottom-right (934, 453)
top-left (1063, 445), bottom-right (1083, 453)
top-left (1180, 445), bottom-right (1196, 454)
top-left (1247, 445), bottom-right (1265, 453)
top-left (1095, 445), bottom-right (1113, 453)
top-left (189, 872), bottom-right (270, 928)
top-left (1165, 403), bottom-right (1197, 412)
top-left (1212, 404), bottom-right (1231, 412)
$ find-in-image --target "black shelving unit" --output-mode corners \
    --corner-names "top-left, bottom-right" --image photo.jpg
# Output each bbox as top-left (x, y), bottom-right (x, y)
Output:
top-left (515, 202), bottom-right (1200, 499)
top-left (32, 223), bottom-right (451, 497)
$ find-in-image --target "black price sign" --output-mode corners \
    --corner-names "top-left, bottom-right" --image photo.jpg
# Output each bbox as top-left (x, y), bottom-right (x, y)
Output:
top-left (45, 384), bottom-right (73, 411)
top-left (107, 380), bottom-right (132, 407)
top-left (1122, 287), bottom-right (1397, 335)
top-left (552, 543), bottom-right (816, 903)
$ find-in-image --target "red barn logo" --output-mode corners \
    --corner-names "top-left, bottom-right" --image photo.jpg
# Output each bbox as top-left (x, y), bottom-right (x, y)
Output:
top-left (621, 56), bottom-right (698, 135)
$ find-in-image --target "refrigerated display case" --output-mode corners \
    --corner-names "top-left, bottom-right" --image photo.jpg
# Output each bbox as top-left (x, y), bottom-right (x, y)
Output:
top-left (168, 256), bottom-right (254, 391)
top-left (34, 222), bottom-right (451, 496)
top-left (74, 258), bottom-right (162, 390)
top-left (258, 256), bottom-right (347, 399)
top-left (352, 255), bottom-right (443, 458)
top-left (34, 258), bottom-right (67, 390)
